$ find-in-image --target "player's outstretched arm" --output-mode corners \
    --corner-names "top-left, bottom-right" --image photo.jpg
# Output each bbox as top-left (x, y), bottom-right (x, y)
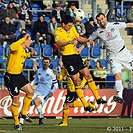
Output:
top-left (126, 23), bottom-right (133, 28)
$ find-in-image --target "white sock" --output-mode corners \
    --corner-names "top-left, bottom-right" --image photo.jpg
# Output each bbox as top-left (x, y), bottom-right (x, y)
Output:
top-left (36, 104), bottom-right (43, 118)
top-left (115, 80), bottom-right (124, 98)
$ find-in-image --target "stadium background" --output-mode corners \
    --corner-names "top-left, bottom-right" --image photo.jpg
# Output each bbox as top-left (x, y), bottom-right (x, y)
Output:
top-left (0, 0), bottom-right (133, 118)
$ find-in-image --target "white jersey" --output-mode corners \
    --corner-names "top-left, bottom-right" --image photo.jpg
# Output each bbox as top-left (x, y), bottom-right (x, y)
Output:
top-left (89, 22), bottom-right (126, 55)
top-left (31, 68), bottom-right (58, 96)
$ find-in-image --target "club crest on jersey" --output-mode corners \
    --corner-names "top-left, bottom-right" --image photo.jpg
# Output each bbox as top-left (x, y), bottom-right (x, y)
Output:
top-left (106, 32), bottom-right (112, 38)
top-left (111, 28), bottom-right (115, 32)
top-left (46, 74), bottom-right (49, 77)
top-left (40, 77), bottom-right (44, 82)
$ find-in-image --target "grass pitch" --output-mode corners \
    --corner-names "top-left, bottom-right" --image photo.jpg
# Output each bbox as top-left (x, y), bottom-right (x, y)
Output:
top-left (0, 117), bottom-right (133, 133)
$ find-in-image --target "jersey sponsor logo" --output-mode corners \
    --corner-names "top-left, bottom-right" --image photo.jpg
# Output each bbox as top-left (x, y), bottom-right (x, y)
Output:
top-left (106, 32), bottom-right (112, 38)
top-left (105, 32), bottom-right (117, 41)
top-left (106, 35), bottom-right (117, 41)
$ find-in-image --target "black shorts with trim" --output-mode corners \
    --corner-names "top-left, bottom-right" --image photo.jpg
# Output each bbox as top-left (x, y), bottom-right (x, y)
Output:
top-left (62, 54), bottom-right (86, 75)
top-left (4, 72), bottom-right (29, 96)
top-left (65, 90), bottom-right (78, 103)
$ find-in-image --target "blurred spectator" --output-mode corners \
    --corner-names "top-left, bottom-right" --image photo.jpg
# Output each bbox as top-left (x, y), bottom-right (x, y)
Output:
top-left (93, 61), bottom-right (107, 89)
top-left (19, 3), bottom-right (33, 30)
top-left (106, 0), bottom-right (116, 21)
top-left (48, 16), bottom-right (60, 50)
top-left (116, 0), bottom-right (121, 4)
top-left (56, 58), bottom-right (63, 76)
top-left (0, 17), bottom-right (16, 45)
top-left (18, 29), bottom-right (27, 39)
top-left (60, 2), bottom-right (69, 18)
top-left (33, 14), bottom-right (51, 45)
top-left (58, 63), bottom-right (67, 89)
top-left (0, 3), bottom-right (6, 24)
top-left (6, 1), bottom-right (22, 30)
top-left (52, 3), bottom-right (63, 23)
top-left (48, 16), bottom-right (60, 35)
top-left (84, 17), bottom-right (98, 37)
top-left (52, 0), bottom-right (61, 8)
top-left (67, 1), bottom-right (79, 9)
top-left (0, 62), bottom-right (6, 75)
top-left (85, 59), bottom-right (94, 77)
top-left (30, 61), bottom-right (39, 81)
top-left (74, 20), bottom-right (86, 37)
top-left (68, 2), bottom-right (77, 18)
top-left (126, 3), bottom-right (133, 35)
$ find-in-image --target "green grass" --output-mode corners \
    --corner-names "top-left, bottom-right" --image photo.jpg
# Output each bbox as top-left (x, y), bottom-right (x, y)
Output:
top-left (0, 118), bottom-right (133, 133)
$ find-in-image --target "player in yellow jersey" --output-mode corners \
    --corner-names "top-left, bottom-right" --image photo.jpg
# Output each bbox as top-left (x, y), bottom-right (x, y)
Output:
top-left (4, 34), bottom-right (37, 130)
top-left (56, 59), bottom-right (106, 126)
top-left (54, 15), bottom-right (105, 115)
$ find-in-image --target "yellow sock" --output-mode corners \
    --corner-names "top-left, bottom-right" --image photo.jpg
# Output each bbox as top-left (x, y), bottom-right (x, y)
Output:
top-left (75, 87), bottom-right (88, 107)
top-left (21, 95), bottom-right (32, 115)
top-left (11, 103), bottom-right (19, 125)
top-left (73, 100), bottom-right (83, 107)
top-left (87, 102), bottom-right (96, 109)
top-left (74, 101), bottom-right (96, 109)
top-left (88, 78), bottom-right (100, 100)
top-left (62, 108), bottom-right (70, 124)
top-left (81, 77), bottom-right (87, 88)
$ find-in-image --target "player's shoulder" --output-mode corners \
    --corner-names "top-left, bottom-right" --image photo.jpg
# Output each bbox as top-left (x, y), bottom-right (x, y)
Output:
top-left (55, 27), bottom-right (63, 33)
top-left (37, 68), bottom-right (43, 73)
top-left (109, 22), bottom-right (125, 26)
top-left (47, 67), bottom-right (55, 74)
top-left (93, 27), bottom-right (102, 34)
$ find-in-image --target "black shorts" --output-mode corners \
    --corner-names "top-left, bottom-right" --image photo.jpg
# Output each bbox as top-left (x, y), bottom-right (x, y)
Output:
top-left (62, 54), bottom-right (86, 75)
top-left (4, 72), bottom-right (29, 96)
top-left (65, 90), bottom-right (78, 103)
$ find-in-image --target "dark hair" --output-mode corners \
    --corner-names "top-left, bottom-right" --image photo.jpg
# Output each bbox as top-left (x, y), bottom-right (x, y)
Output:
top-left (38, 14), bottom-right (44, 18)
top-left (89, 17), bottom-right (94, 22)
top-left (97, 61), bottom-right (104, 68)
top-left (61, 15), bottom-right (73, 25)
top-left (71, 2), bottom-right (75, 6)
top-left (42, 57), bottom-right (51, 62)
top-left (96, 13), bottom-right (105, 19)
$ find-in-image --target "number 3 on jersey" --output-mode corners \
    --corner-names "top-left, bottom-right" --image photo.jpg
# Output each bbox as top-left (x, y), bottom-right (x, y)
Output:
top-left (14, 87), bottom-right (18, 93)
top-left (70, 66), bottom-right (74, 72)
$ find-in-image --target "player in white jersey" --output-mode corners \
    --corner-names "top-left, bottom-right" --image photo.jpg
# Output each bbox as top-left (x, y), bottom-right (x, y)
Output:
top-left (89, 13), bottom-right (133, 104)
top-left (28, 57), bottom-right (58, 125)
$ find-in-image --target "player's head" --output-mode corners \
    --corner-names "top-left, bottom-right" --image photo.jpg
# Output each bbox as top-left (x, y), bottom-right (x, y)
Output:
top-left (22, 34), bottom-right (32, 48)
top-left (61, 15), bottom-right (74, 31)
top-left (42, 57), bottom-right (51, 70)
top-left (96, 13), bottom-right (107, 28)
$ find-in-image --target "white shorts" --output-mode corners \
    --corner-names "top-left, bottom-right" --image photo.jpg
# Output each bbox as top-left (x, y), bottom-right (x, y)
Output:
top-left (32, 91), bottom-right (46, 105)
top-left (108, 48), bottom-right (133, 74)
